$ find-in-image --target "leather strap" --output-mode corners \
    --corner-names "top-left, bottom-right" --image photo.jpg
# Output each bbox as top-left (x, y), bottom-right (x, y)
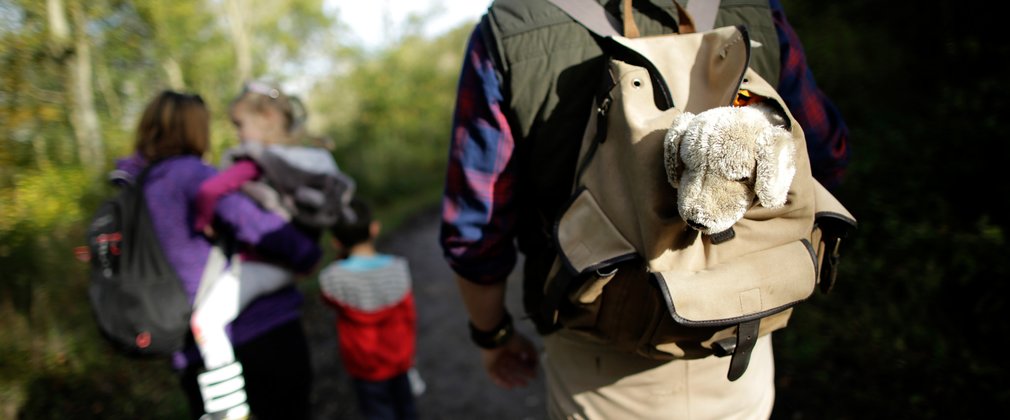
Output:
top-left (622, 0), bottom-right (640, 37)
top-left (539, 257), bottom-right (572, 332)
top-left (708, 226), bottom-right (736, 244)
top-left (820, 235), bottom-right (842, 293)
top-left (727, 319), bottom-right (760, 381)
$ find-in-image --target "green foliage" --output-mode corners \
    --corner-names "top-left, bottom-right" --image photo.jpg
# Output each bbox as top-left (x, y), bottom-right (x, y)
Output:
top-left (0, 166), bottom-right (94, 237)
top-left (313, 24), bottom-right (472, 211)
top-left (1, 0), bottom-right (475, 416)
top-left (771, 0), bottom-right (1010, 418)
top-left (0, 233), bottom-right (188, 419)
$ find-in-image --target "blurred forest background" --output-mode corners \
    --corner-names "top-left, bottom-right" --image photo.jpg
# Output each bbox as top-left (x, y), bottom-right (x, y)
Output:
top-left (1, 0), bottom-right (1007, 418)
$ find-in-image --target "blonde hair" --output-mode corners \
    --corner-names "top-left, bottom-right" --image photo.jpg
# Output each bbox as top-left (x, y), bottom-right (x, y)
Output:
top-left (230, 80), bottom-right (309, 144)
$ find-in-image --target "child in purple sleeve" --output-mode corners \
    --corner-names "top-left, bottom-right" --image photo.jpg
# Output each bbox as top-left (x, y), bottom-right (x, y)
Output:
top-left (189, 81), bottom-right (353, 420)
top-left (193, 159), bottom-right (262, 235)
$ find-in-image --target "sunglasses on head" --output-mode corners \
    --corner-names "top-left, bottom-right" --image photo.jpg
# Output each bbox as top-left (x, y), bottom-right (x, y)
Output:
top-left (243, 81), bottom-right (281, 99)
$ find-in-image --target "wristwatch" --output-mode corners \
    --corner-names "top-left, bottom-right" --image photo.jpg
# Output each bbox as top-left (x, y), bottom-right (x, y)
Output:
top-left (469, 311), bottom-right (514, 349)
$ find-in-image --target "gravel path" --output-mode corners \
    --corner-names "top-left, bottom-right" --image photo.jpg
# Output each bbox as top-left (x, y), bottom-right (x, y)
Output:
top-left (304, 207), bottom-right (548, 420)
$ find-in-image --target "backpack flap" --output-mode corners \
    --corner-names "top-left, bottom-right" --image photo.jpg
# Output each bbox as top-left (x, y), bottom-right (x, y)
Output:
top-left (554, 188), bottom-right (637, 276)
top-left (649, 234), bottom-right (818, 381)
top-left (541, 187), bottom-right (638, 329)
top-left (653, 239), bottom-right (817, 326)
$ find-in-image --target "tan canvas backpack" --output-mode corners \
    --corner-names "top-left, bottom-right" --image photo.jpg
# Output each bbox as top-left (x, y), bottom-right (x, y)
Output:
top-left (542, 0), bottom-right (857, 380)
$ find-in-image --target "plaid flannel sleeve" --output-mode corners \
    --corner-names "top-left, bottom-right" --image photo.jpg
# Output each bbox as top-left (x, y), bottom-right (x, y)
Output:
top-left (771, 0), bottom-right (851, 189)
top-left (439, 24), bottom-right (518, 285)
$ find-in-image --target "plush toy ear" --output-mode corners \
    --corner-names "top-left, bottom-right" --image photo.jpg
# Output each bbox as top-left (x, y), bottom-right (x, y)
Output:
top-left (754, 126), bottom-right (796, 208)
top-left (664, 112), bottom-right (694, 189)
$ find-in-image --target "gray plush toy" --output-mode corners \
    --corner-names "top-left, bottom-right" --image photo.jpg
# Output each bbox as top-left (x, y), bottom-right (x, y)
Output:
top-left (663, 105), bottom-right (796, 235)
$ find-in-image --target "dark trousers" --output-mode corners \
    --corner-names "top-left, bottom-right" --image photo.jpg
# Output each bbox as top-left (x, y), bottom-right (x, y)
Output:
top-left (180, 319), bottom-right (313, 420)
top-left (352, 373), bottom-right (418, 420)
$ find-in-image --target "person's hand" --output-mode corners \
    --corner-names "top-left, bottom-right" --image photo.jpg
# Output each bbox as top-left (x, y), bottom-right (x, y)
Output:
top-left (202, 224), bottom-right (216, 239)
top-left (479, 331), bottom-right (538, 389)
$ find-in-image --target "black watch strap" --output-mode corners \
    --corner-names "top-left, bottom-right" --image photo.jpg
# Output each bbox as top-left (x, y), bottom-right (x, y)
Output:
top-left (469, 311), bottom-right (514, 349)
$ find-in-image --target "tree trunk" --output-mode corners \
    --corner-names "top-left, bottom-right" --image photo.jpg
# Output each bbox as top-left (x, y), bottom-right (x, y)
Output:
top-left (95, 53), bottom-right (123, 123)
top-left (46, 0), bottom-right (71, 48)
top-left (68, 0), bottom-right (103, 171)
top-left (162, 56), bottom-right (186, 90)
top-left (48, 0), bottom-right (103, 172)
top-left (226, 0), bottom-right (253, 84)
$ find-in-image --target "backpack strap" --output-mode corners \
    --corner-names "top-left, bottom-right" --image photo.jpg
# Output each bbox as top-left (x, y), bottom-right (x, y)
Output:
top-left (812, 181), bottom-right (857, 293)
top-left (549, 0), bottom-right (703, 37)
top-left (548, 0), bottom-right (623, 37)
top-left (727, 319), bottom-right (759, 381)
top-left (686, 0), bottom-right (721, 32)
top-left (539, 259), bottom-right (571, 333)
top-left (193, 242), bottom-right (238, 308)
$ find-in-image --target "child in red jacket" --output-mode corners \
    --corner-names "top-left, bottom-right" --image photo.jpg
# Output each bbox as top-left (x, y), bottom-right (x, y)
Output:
top-left (319, 198), bottom-right (420, 420)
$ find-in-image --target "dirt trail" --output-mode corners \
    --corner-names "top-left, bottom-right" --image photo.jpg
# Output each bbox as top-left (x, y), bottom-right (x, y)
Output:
top-left (304, 207), bottom-right (548, 419)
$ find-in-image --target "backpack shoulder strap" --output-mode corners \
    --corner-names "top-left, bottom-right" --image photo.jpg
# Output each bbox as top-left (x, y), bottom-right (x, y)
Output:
top-left (686, 0), bottom-right (721, 32)
top-left (193, 243), bottom-right (235, 308)
top-left (550, 0), bottom-right (716, 37)
top-left (547, 0), bottom-right (622, 37)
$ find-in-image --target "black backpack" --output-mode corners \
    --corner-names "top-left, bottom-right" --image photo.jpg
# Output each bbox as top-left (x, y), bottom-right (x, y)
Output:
top-left (86, 166), bottom-right (191, 357)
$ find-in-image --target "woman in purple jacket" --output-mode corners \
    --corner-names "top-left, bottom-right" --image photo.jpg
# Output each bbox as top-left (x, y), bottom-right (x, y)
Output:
top-left (119, 91), bottom-right (321, 419)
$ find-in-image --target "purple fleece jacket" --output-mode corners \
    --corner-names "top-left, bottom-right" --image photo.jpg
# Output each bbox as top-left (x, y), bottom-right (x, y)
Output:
top-left (116, 154), bottom-right (321, 369)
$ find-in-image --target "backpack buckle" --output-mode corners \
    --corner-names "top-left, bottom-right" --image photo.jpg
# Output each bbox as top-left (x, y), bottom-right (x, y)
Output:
top-left (713, 337), bottom-right (736, 357)
top-left (819, 235), bottom-right (843, 294)
top-left (596, 96), bottom-right (612, 117)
